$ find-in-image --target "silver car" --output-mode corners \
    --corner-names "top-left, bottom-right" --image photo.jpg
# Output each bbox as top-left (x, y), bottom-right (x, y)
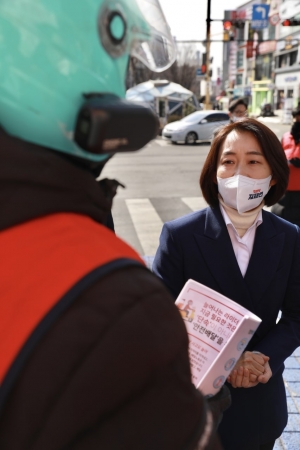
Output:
top-left (162, 110), bottom-right (230, 144)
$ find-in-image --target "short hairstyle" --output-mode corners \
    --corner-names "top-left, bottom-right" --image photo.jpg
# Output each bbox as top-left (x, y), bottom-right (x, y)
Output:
top-left (292, 107), bottom-right (300, 118)
top-left (228, 98), bottom-right (248, 113)
top-left (200, 118), bottom-right (289, 207)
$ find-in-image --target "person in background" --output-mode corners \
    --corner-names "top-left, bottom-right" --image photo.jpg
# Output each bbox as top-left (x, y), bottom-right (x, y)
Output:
top-left (153, 118), bottom-right (300, 450)
top-left (0, 1), bottom-right (230, 449)
top-left (228, 98), bottom-right (248, 123)
top-left (271, 107), bottom-right (300, 226)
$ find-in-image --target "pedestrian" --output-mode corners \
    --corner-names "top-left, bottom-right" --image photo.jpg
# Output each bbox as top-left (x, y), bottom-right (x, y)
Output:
top-left (153, 118), bottom-right (300, 450)
top-left (0, 1), bottom-right (230, 449)
top-left (271, 107), bottom-right (300, 226)
top-left (228, 98), bottom-right (248, 122)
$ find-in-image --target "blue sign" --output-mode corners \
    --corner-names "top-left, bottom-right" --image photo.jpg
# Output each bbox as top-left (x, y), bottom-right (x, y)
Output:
top-left (252, 4), bottom-right (270, 29)
top-left (196, 68), bottom-right (202, 76)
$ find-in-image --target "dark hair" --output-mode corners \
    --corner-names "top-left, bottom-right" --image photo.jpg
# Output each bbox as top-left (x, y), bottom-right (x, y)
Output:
top-left (228, 98), bottom-right (248, 113)
top-left (292, 107), bottom-right (300, 118)
top-left (200, 118), bottom-right (289, 207)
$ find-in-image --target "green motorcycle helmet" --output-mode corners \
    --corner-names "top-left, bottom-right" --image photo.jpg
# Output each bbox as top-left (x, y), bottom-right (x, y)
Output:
top-left (0, 0), bottom-right (176, 161)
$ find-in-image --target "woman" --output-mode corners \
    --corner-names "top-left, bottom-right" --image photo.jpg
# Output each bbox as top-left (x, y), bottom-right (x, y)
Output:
top-left (153, 118), bottom-right (300, 450)
top-left (271, 107), bottom-right (300, 226)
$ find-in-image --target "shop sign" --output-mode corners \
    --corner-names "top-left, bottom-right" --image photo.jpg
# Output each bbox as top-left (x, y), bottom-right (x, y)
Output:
top-left (283, 97), bottom-right (294, 124)
top-left (233, 87), bottom-right (244, 96)
top-left (244, 86), bottom-right (252, 96)
top-left (284, 76), bottom-right (298, 82)
top-left (225, 9), bottom-right (247, 20)
top-left (257, 40), bottom-right (276, 55)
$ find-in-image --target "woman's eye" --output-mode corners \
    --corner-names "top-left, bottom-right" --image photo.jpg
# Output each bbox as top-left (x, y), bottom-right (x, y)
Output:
top-left (249, 160), bottom-right (259, 164)
top-left (223, 160), bottom-right (233, 165)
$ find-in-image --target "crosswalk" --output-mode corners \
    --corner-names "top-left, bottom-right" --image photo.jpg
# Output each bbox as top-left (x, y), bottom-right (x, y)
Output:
top-left (146, 137), bottom-right (173, 147)
top-left (112, 196), bottom-right (272, 259)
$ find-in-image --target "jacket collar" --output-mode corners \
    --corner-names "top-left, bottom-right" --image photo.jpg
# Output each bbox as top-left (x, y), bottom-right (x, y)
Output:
top-left (193, 206), bottom-right (285, 312)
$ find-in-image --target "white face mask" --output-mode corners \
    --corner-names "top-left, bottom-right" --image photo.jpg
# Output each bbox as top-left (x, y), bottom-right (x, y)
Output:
top-left (231, 115), bottom-right (244, 123)
top-left (217, 174), bottom-right (272, 214)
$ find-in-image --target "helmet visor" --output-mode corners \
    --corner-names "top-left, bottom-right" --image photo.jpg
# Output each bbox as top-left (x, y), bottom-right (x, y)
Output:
top-left (99, 0), bottom-right (176, 73)
top-left (132, 0), bottom-right (176, 72)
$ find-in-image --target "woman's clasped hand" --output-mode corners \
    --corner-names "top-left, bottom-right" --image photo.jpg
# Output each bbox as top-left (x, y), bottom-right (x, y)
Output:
top-left (227, 351), bottom-right (272, 388)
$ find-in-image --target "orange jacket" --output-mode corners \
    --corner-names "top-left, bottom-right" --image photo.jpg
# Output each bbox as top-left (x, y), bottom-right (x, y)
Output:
top-left (0, 213), bottom-right (143, 386)
top-left (281, 132), bottom-right (300, 191)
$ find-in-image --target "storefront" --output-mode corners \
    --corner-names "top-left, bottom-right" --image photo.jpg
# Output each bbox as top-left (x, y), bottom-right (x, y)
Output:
top-left (274, 33), bottom-right (300, 109)
top-left (251, 40), bottom-right (276, 116)
top-left (274, 73), bottom-right (300, 110)
top-left (251, 80), bottom-right (274, 116)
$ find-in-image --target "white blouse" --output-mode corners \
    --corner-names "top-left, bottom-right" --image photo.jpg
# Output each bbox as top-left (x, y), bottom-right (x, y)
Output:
top-left (219, 204), bottom-right (263, 277)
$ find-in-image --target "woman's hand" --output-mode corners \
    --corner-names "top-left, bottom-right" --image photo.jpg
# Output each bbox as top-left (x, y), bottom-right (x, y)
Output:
top-left (227, 351), bottom-right (271, 388)
top-left (257, 360), bottom-right (272, 384)
top-left (228, 366), bottom-right (260, 388)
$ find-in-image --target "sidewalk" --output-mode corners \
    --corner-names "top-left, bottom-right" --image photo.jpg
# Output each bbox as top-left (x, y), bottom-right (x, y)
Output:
top-left (143, 256), bottom-right (300, 449)
top-left (274, 349), bottom-right (300, 449)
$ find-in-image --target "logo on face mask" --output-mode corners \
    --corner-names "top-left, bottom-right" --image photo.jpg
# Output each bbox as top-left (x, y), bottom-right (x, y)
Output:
top-left (217, 175), bottom-right (272, 214)
top-left (248, 188), bottom-right (263, 200)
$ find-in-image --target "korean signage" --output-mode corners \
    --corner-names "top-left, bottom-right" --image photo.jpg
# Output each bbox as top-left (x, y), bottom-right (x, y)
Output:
top-left (246, 40), bottom-right (254, 58)
top-left (252, 4), bottom-right (270, 29)
top-left (257, 40), bottom-right (276, 55)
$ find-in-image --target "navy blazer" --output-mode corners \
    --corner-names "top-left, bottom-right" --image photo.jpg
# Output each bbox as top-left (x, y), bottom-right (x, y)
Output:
top-left (153, 205), bottom-right (300, 450)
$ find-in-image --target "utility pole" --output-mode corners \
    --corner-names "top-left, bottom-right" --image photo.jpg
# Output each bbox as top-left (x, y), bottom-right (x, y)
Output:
top-left (205, 0), bottom-right (212, 110)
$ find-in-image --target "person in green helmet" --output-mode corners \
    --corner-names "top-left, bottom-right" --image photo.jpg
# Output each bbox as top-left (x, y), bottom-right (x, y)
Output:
top-left (0, 1), bottom-right (230, 449)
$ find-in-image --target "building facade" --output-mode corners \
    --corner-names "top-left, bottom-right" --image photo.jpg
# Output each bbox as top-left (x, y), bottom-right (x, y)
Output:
top-left (222, 0), bottom-right (300, 115)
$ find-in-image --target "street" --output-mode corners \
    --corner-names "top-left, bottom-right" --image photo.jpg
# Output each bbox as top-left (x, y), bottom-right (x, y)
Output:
top-left (101, 118), bottom-right (291, 258)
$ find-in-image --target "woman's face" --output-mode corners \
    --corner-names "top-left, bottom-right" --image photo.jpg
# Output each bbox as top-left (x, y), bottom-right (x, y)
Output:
top-left (216, 130), bottom-right (275, 184)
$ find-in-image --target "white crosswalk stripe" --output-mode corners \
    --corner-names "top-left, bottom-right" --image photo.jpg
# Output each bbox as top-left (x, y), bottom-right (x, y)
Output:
top-left (125, 198), bottom-right (164, 256)
top-left (113, 197), bottom-right (274, 257)
top-left (145, 138), bottom-right (172, 147)
top-left (182, 197), bottom-right (208, 211)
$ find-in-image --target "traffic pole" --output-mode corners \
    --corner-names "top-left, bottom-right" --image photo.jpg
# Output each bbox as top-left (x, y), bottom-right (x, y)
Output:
top-left (205, 0), bottom-right (211, 110)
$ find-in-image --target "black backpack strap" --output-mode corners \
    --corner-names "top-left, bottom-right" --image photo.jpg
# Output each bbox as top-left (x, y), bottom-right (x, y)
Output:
top-left (0, 258), bottom-right (144, 413)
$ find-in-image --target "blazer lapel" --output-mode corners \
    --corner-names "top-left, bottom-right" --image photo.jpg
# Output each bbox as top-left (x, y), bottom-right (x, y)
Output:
top-left (193, 206), bottom-right (256, 311)
top-left (244, 211), bottom-right (285, 304)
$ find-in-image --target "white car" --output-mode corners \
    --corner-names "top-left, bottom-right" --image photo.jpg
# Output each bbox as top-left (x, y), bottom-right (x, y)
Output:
top-left (162, 110), bottom-right (230, 144)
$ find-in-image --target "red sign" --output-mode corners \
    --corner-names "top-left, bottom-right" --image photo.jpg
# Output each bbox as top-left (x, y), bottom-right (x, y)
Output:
top-left (246, 41), bottom-right (254, 58)
top-left (269, 13), bottom-right (280, 26)
top-left (230, 10), bottom-right (247, 20)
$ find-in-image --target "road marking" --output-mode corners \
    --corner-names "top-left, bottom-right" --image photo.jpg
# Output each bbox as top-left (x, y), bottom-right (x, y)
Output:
top-left (118, 197), bottom-right (274, 257)
top-left (181, 197), bottom-right (208, 211)
top-left (154, 138), bottom-right (171, 146)
top-left (125, 198), bottom-right (163, 256)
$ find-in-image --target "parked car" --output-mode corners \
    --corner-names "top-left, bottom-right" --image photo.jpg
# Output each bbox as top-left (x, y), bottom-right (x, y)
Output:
top-left (162, 111), bottom-right (230, 144)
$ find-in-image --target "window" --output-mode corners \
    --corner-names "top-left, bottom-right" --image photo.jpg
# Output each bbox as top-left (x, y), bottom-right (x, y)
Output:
top-left (290, 50), bottom-right (298, 65)
top-left (216, 113), bottom-right (230, 121)
top-left (279, 54), bottom-right (288, 68)
top-left (206, 113), bottom-right (229, 123)
top-left (158, 100), bottom-right (165, 118)
top-left (237, 50), bottom-right (243, 68)
top-left (236, 74), bottom-right (243, 85)
top-left (255, 54), bottom-right (272, 80)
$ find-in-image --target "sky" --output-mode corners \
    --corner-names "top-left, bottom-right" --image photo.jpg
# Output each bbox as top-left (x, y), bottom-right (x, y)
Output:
top-left (159, 0), bottom-right (246, 78)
